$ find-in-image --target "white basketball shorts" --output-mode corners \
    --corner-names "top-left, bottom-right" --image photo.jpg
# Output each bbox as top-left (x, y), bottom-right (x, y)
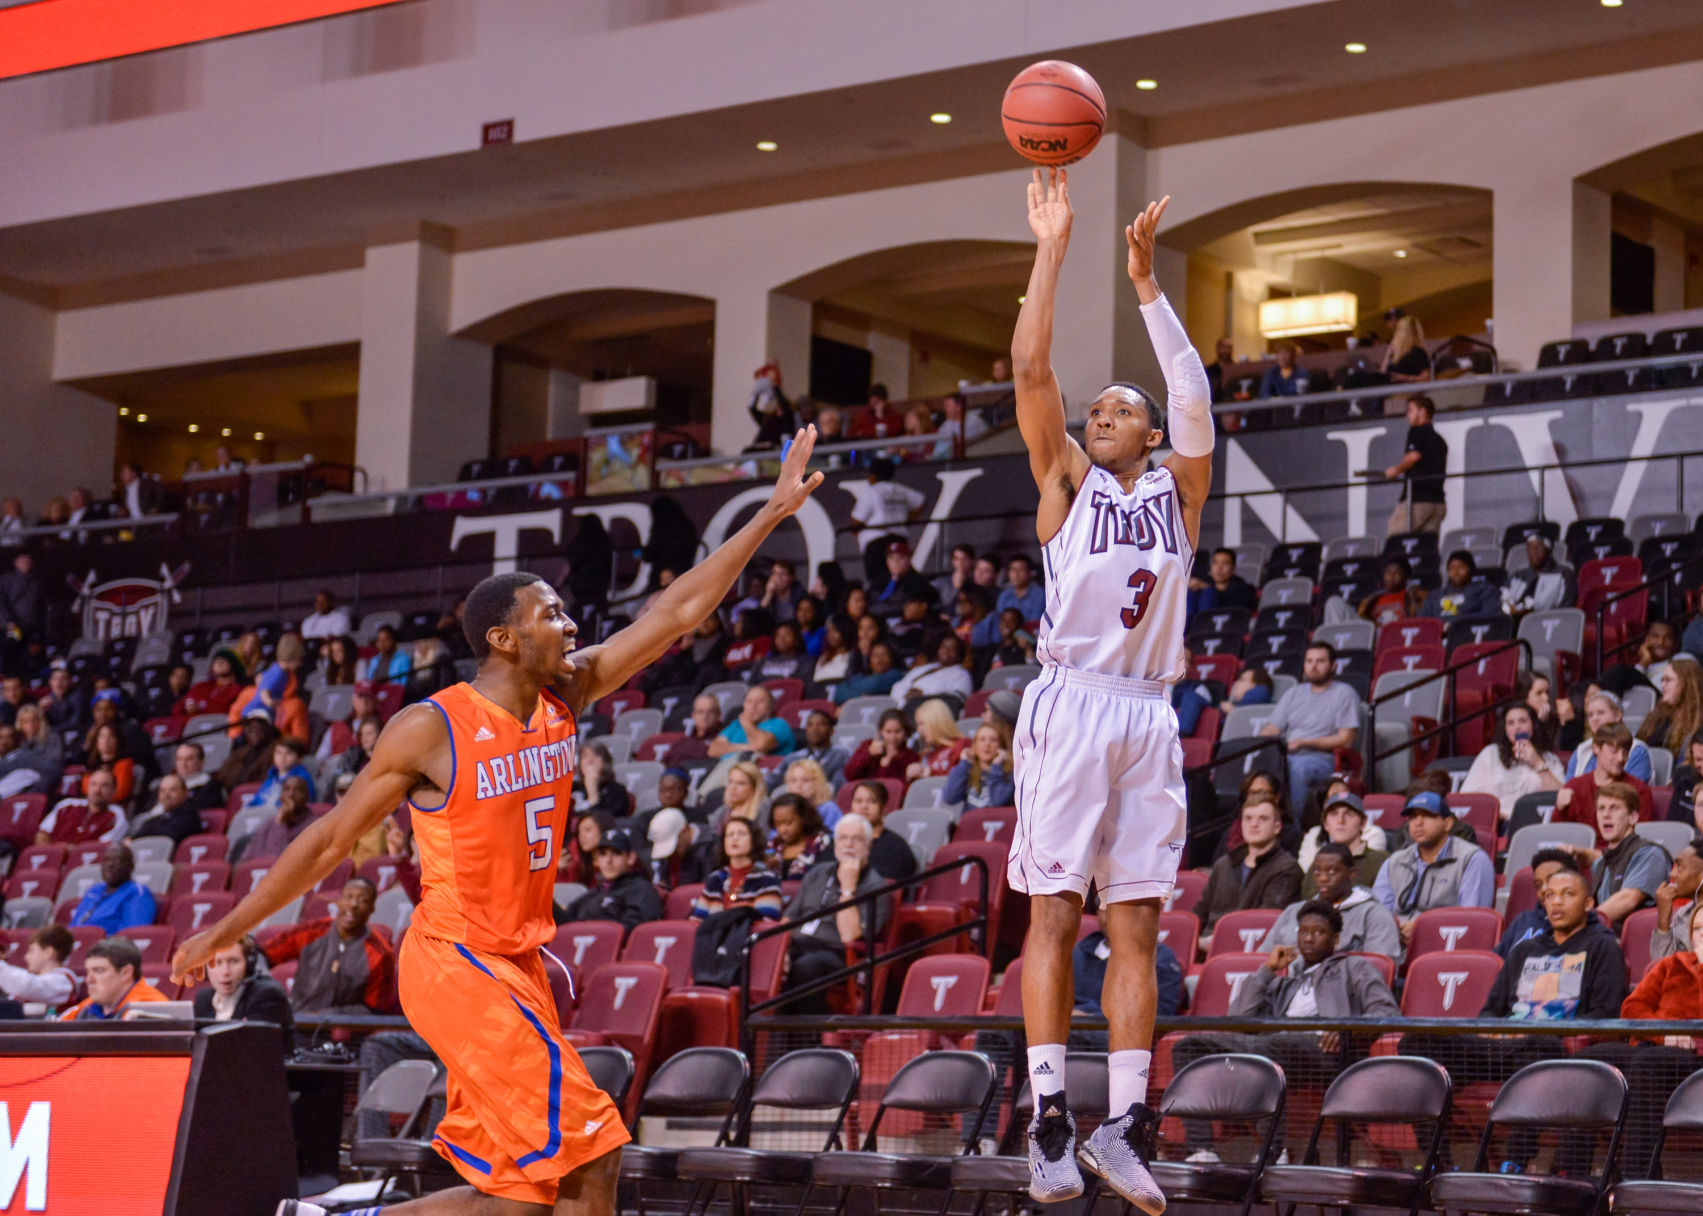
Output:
top-left (1008, 664), bottom-right (1187, 902)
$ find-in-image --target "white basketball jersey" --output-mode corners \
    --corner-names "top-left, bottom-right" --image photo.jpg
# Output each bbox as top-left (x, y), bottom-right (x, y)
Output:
top-left (1034, 463), bottom-right (1193, 683)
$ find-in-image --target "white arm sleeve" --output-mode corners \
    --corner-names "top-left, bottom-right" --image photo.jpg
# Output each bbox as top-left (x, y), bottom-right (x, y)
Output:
top-left (1140, 293), bottom-right (1214, 458)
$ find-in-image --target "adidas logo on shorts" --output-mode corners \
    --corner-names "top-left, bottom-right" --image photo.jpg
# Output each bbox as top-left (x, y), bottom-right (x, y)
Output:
top-left (1047, 863), bottom-right (1065, 876)
top-left (474, 725), bottom-right (496, 742)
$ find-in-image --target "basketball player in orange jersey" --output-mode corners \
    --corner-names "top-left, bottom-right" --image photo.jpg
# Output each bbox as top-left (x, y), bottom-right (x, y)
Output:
top-left (172, 429), bottom-right (825, 1216)
top-left (1010, 168), bottom-right (1213, 1216)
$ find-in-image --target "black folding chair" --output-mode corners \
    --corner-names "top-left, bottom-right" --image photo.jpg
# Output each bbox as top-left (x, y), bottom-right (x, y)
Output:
top-left (579, 1045), bottom-right (637, 1114)
top-left (1260, 1055), bottom-right (1450, 1216)
top-left (621, 1048), bottom-right (750, 1216)
top-left (946, 1050), bottom-right (1111, 1213)
top-left (1608, 1068), bottom-right (1703, 1214)
top-left (1430, 1059), bottom-right (1627, 1216)
top-left (804, 1049), bottom-right (998, 1216)
top-left (676, 1048), bottom-right (859, 1216)
top-left (1150, 1053), bottom-right (1286, 1216)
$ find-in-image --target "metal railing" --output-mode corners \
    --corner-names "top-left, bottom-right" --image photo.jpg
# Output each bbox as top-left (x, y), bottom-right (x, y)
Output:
top-left (1363, 637), bottom-right (1534, 792)
top-left (1594, 551), bottom-right (1703, 674)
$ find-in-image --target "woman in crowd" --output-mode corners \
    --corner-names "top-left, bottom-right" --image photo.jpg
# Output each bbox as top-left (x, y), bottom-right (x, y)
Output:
top-left (363, 625), bottom-right (411, 684)
top-left (840, 585), bottom-right (868, 622)
top-left (899, 404), bottom-right (935, 462)
top-left (954, 587), bottom-right (997, 653)
top-left (332, 715), bottom-right (383, 795)
top-left (232, 632), bottom-right (265, 684)
top-left (832, 640), bottom-right (901, 704)
top-left (2, 704), bottom-right (63, 794)
top-left (1381, 314), bottom-right (1432, 383)
top-left (810, 614), bottom-right (860, 691)
top-left (404, 636), bottom-right (456, 704)
top-left (750, 621), bottom-right (811, 684)
top-left (844, 708), bottom-right (918, 786)
top-left (1517, 671), bottom-right (1562, 751)
top-left (782, 758), bottom-right (839, 827)
top-left (560, 810), bottom-right (616, 887)
top-left (318, 635), bottom-right (361, 687)
top-left (991, 608), bottom-right (1036, 667)
top-left (1668, 728), bottom-right (1703, 831)
top-left (1639, 656), bottom-right (1703, 755)
top-left (794, 595), bottom-right (826, 655)
top-left (711, 760), bottom-right (771, 833)
top-left (1463, 701), bottom-right (1566, 822)
top-left (174, 648), bottom-right (246, 717)
top-left (944, 720), bottom-right (1015, 809)
top-left (571, 740), bottom-right (631, 820)
top-left (691, 816), bottom-right (784, 920)
top-left (906, 698), bottom-right (969, 780)
top-left (1219, 665), bottom-right (1275, 714)
top-left (81, 722), bottom-right (135, 803)
top-left (768, 793), bottom-right (832, 879)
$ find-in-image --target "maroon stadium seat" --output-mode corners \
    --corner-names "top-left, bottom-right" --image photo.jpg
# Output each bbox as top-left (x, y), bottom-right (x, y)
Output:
top-left (4, 868), bottom-right (60, 903)
top-left (11, 844), bottom-right (64, 876)
top-left (226, 783), bottom-right (263, 813)
top-left (1401, 949), bottom-right (1502, 1017)
top-left (567, 961), bottom-right (668, 1105)
top-left (357, 855), bottom-right (403, 892)
top-left (1622, 906), bottom-right (1659, 983)
top-left (232, 856), bottom-right (278, 896)
top-left (622, 920), bottom-right (698, 989)
top-left (65, 926), bottom-right (103, 970)
top-left (198, 810), bottom-right (228, 836)
top-left (1207, 909), bottom-right (1281, 958)
top-left (1372, 645), bottom-right (1444, 682)
top-left (786, 699), bottom-right (837, 730)
top-left (143, 717), bottom-right (185, 744)
top-left (1166, 869), bottom-right (1208, 914)
top-left (1191, 953), bottom-right (1267, 1016)
top-left (174, 833), bottom-right (228, 864)
top-left (893, 954), bottom-right (989, 1017)
top-left (1193, 654), bottom-right (1241, 688)
top-left (761, 678), bottom-right (803, 707)
top-left (954, 806), bottom-right (1016, 846)
top-left (0, 794), bottom-right (47, 849)
top-left (663, 884), bottom-right (704, 922)
top-left (126, 925), bottom-right (176, 964)
top-left (169, 861), bottom-right (230, 897)
top-left (1376, 619), bottom-right (1443, 654)
top-left (1156, 910), bottom-right (1199, 964)
top-left (169, 891), bottom-right (235, 938)
top-left (549, 921), bottom-right (623, 975)
top-left (595, 690), bottom-right (646, 718)
top-left (314, 859), bottom-right (354, 894)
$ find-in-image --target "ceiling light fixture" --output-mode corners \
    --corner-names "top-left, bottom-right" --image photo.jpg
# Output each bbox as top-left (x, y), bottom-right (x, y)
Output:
top-left (1393, 249), bottom-right (1408, 258)
top-left (1018, 295), bottom-right (1027, 304)
top-left (254, 432), bottom-right (265, 441)
top-left (1136, 79), bottom-right (1158, 90)
top-left (118, 407), bottom-right (130, 416)
top-left (1344, 41), bottom-right (1367, 53)
top-left (1259, 291), bottom-right (1359, 339)
top-left (1601, 0), bottom-right (1623, 7)
top-left (930, 112), bottom-right (952, 124)
top-left (755, 140), bottom-right (777, 152)
top-left (187, 423), bottom-right (199, 433)
top-left (136, 413), bottom-right (148, 423)
top-left (221, 427), bottom-right (232, 437)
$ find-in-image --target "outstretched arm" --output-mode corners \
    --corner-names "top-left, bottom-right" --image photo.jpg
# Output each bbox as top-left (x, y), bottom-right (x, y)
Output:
top-left (1126, 198), bottom-right (1213, 550)
top-left (1013, 168), bottom-right (1090, 544)
top-left (170, 703), bottom-right (445, 983)
top-left (557, 428), bottom-right (825, 712)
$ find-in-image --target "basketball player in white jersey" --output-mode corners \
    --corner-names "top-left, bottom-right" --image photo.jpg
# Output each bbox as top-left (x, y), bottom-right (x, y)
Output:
top-left (1011, 168), bottom-right (1213, 1215)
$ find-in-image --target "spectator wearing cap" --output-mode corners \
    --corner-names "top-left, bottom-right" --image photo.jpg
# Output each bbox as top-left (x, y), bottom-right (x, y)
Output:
top-left (848, 458), bottom-right (925, 589)
top-left (263, 878), bottom-right (395, 1015)
top-left (1195, 798), bottom-right (1304, 951)
top-left (783, 711), bottom-right (850, 789)
top-left (1263, 842), bottom-right (1401, 959)
top-left (230, 774), bottom-right (314, 864)
top-left (869, 539), bottom-right (938, 621)
top-left (67, 842), bottom-right (155, 936)
top-left (558, 830), bottom-right (663, 931)
top-left (126, 774), bottom-right (204, 847)
top-left (0, 925), bottom-right (77, 1016)
top-left (995, 554), bottom-right (1044, 624)
top-left (890, 634), bottom-right (973, 706)
top-left (299, 590), bottom-right (352, 640)
top-left (1652, 838), bottom-right (1703, 961)
top-left (1297, 790), bottom-right (1388, 893)
top-left (36, 768), bottom-right (126, 846)
top-left (175, 647), bottom-right (246, 718)
top-left (1373, 791), bottom-right (1495, 949)
top-left (59, 937), bottom-right (169, 1021)
top-left (1505, 533), bottom-right (1576, 614)
top-left (708, 685), bottom-right (796, 758)
top-left (1564, 690), bottom-right (1654, 782)
top-left (1566, 781), bottom-right (1670, 928)
top-left (1552, 722), bottom-right (1654, 840)
top-left (644, 808), bottom-right (703, 889)
top-left (1418, 551), bottom-right (1500, 619)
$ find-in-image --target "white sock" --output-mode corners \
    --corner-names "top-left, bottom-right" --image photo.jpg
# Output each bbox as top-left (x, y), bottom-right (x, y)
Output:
top-left (1027, 1043), bottom-right (1068, 1105)
top-left (1108, 1049), bottom-right (1152, 1114)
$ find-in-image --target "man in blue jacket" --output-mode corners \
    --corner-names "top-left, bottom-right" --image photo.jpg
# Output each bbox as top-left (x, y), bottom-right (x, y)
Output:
top-left (69, 842), bottom-right (156, 936)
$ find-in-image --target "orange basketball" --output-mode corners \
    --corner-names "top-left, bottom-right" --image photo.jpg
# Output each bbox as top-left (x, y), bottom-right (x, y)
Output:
top-left (1001, 60), bottom-right (1106, 166)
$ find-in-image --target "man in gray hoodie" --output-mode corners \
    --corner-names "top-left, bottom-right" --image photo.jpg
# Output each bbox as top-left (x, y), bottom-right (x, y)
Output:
top-left (1171, 900), bottom-right (1398, 1162)
top-left (1261, 843), bottom-right (1403, 961)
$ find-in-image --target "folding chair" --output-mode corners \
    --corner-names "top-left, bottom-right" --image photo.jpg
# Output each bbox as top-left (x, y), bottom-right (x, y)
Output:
top-left (1151, 1054), bottom-right (1287, 1216)
top-left (946, 1052), bottom-right (1108, 1212)
top-left (1608, 1069), bottom-right (1703, 1212)
top-left (621, 1047), bottom-right (750, 1215)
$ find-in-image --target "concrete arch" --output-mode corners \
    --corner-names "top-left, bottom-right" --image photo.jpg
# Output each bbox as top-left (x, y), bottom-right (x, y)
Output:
top-left (1159, 181), bottom-right (1492, 255)
top-left (457, 287), bottom-right (714, 346)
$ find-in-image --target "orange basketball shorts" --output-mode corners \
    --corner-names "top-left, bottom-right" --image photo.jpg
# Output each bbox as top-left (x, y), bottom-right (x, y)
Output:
top-left (399, 931), bottom-right (630, 1203)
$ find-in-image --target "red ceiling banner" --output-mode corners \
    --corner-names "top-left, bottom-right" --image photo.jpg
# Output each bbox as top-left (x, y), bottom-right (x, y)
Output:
top-left (0, 0), bottom-right (410, 80)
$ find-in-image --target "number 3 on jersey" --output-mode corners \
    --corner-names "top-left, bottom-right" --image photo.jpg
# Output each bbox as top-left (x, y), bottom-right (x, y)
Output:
top-left (524, 794), bottom-right (555, 872)
top-left (1121, 570), bottom-right (1157, 629)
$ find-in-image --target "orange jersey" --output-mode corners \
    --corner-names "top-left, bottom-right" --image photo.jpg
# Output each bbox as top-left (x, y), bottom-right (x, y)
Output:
top-left (409, 682), bottom-right (577, 955)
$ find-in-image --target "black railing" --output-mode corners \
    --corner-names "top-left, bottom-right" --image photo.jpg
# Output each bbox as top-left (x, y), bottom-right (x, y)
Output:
top-left (1364, 637), bottom-right (1534, 791)
top-left (1594, 551), bottom-right (1703, 675)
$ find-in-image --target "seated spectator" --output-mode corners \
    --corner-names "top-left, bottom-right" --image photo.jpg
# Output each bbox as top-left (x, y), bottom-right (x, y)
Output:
top-left (1504, 533), bottom-right (1576, 614)
top-left (811, 615), bottom-right (860, 691)
top-left (403, 637), bottom-right (456, 704)
top-left (560, 810), bottom-right (615, 887)
top-left (192, 936), bottom-right (294, 1054)
top-left (1187, 547), bottom-right (1257, 618)
top-left (750, 622), bottom-right (811, 684)
top-left (1073, 930), bottom-right (1183, 1024)
top-left (243, 736), bottom-right (316, 811)
top-left (1569, 781), bottom-right (1670, 928)
top-left (635, 768), bottom-right (698, 831)
top-left (330, 714), bottom-right (383, 796)
top-left (1418, 550), bottom-right (1501, 619)
top-left (263, 878), bottom-right (395, 1015)
top-left (833, 639), bottom-right (902, 704)
top-left (995, 555), bottom-right (1044, 623)
top-left (169, 740), bottom-right (225, 813)
top-left (906, 699), bottom-right (969, 780)
top-left (898, 401), bottom-right (935, 460)
top-left (83, 689), bottom-right (157, 780)
top-left (868, 540), bottom-right (937, 621)
top-left (891, 634), bottom-right (974, 708)
top-left (758, 558), bottom-right (803, 622)
top-left (1259, 642), bottom-right (1360, 818)
top-left (1196, 799), bottom-right (1303, 950)
top-left (220, 714), bottom-right (278, 791)
top-left (242, 633), bottom-right (309, 735)
top-left (570, 740), bottom-right (630, 819)
top-left (1356, 557), bottom-right (1417, 626)
top-left (1258, 343), bottom-right (1309, 397)
top-left (1174, 900), bottom-right (1397, 1163)
top-left (692, 817), bottom-right (784, 920)
top-left (944, 721), bottom-right (1015, 810)
top-left (314, 681), bottom-right (380, 763)
top-left (886, 592), bottom-right (941, 661)
top-left (230, 775), bottom-right (314, 864)
top-left (38, 666), bottom-right (87, 735)
top-left (0, 703), bottom-right (60, 796)
top-left (643, 808), bottom-right (701, 889)
top-left (843, 778), bottom-right (917, 882)
top-left (685, 691), bottom-right (724, 742)
top-left (1297, 790), bottom-right (1388, 890)
top-left (36, 768), bottom-right (126, 846)
top-left (1171, 646), bottom-right (1217, 737)
top-left (379, 813), bottom-right (421, 904)
top-left (1552, 722), bottom-right (1654, 839)
top-left (845, 709), bottom-right (919, 786)
top-left (175, 648), bottom-right (246, 717)
top-left (362, 625), bottom-right (411, 684)
top-left (1631, 619), bottom-right (1679, 690)
top-left (1382, 315), bottom-right (1431, 383)
top-left (778, 759), bottom-right (840, 828)
top-left (768, 793), bottom-right (832, 879)
top-left (1638, 655), bottom-right (1703, 755)
top-left (0, 676), bottom-right (27, 728)
top-left (932, 543), bottom-right (977, 608)
top-left (956, 587), bottom-right (999, 652)
top-left (1497, 848), bottom-right (1584, 958)
top-left (59, 937), bottom-right (169, 1021)
top-left (1398, 867), bottom-right (1626, 1173)
top-left (709, 685), bottom-right (796, 758)
top-left (81, 721), bottom-right (136, 804)
top-left (298, 590), bottom-right (352, 640)
top-left (780, 814), bottom-right (892, 1013)
top-left (1671, 728), bottom-right (1703, 832)
top-left (708, 761), bottom-right (770, 834)
top-left (141, 664), bottom-right (193, 722)
top-left (1263, 843), bottom-right (1401, 958)
top-left (990, 609), bottom-right (1036, 668)
top-left (127, 774), bottom-right (204, 846)
top-left (1462, 702), bottom-right (1565, 824)
top-left (1564, 690), bottom-right (1654, 781)
top-left (557, 829), bottom-right (663, 931)
top-left (1373, 791), bottom-right (1495, 949)
top-left (722, 606), bottom-right (773, 673)
top-left (793, 594), bottom-right (825, 655)
top-left (0, 925), bottom-right (76, 1016)
top-left (317, 634), bottom-right (362, 686)
top-left (783, 711), bottom-right (850, 789)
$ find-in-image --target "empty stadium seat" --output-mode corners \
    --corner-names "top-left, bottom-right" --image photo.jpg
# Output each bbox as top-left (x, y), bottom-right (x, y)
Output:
top-left (549, 920), bottom-right (624, 974)
top-left (1190, 953), bottom-right (1267, 1015)
top-left (622, 920), bottom-right (698, 989)
top-left (1408, 907), bottom-right (1503, 959)
top-left (174, 834), bottom-right (228, 865)
top-left (1207, 909), bottom-right (1282, 958)
top-left (1156, 910), bottom-right (1199, 963)
top-left (884, 809), bottom-right (954, 865)
top-left (168, 891), bottom-right (235, 938)
top-left (954, 806), bottom-right (1016, 847)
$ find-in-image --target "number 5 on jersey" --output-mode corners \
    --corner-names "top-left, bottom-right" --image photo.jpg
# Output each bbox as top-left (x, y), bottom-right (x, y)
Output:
top-left (525, 794), bottom-right (555, 871)
top-left (1121, 570), bottom-right (1157, 629)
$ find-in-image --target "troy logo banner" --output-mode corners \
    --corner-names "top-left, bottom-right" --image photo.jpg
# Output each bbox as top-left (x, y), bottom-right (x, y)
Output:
top-left (68, 563), bottom-right (189, 644)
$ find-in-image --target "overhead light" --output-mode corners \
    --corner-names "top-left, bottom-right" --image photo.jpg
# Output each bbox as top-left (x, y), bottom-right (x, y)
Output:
top-left (1136, 79), bottom-right (1158, 91)
top-left (1018, 295), bottom-right (1027, 304)
top-left (1602, 0), bottom-right (1623, 6)
top-left (220, 427), bottom-right (232, 437)
top-left (930, 112), bottom-right (952, 124)
top-left (117, 407), bottom-right (130, 416)
top-left (755, 140), bottom-right (777, 152)
top-left (187, 423), bottom-right (199, 433)
top-left (253, 431), bottom-right (265, 441)
top-left (1393, 249), bottom-right (1408, 259)
top-left (1259, 291), bottom-right (1359, 339)
top-left (1345, 41), bottom-right (1367, 53)
top-left (136, 413), bottom-right (148, 423)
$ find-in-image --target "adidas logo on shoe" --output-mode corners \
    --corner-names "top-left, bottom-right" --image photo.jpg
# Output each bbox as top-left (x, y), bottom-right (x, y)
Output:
top-left (474, 725), bottom-right (495, 742)
top-left (1043, 1103), bottom-right (1062, 1117)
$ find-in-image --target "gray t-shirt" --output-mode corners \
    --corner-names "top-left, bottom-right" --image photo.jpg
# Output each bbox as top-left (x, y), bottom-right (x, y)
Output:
top-left (1267, 680), bottom-right (1361, 753)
